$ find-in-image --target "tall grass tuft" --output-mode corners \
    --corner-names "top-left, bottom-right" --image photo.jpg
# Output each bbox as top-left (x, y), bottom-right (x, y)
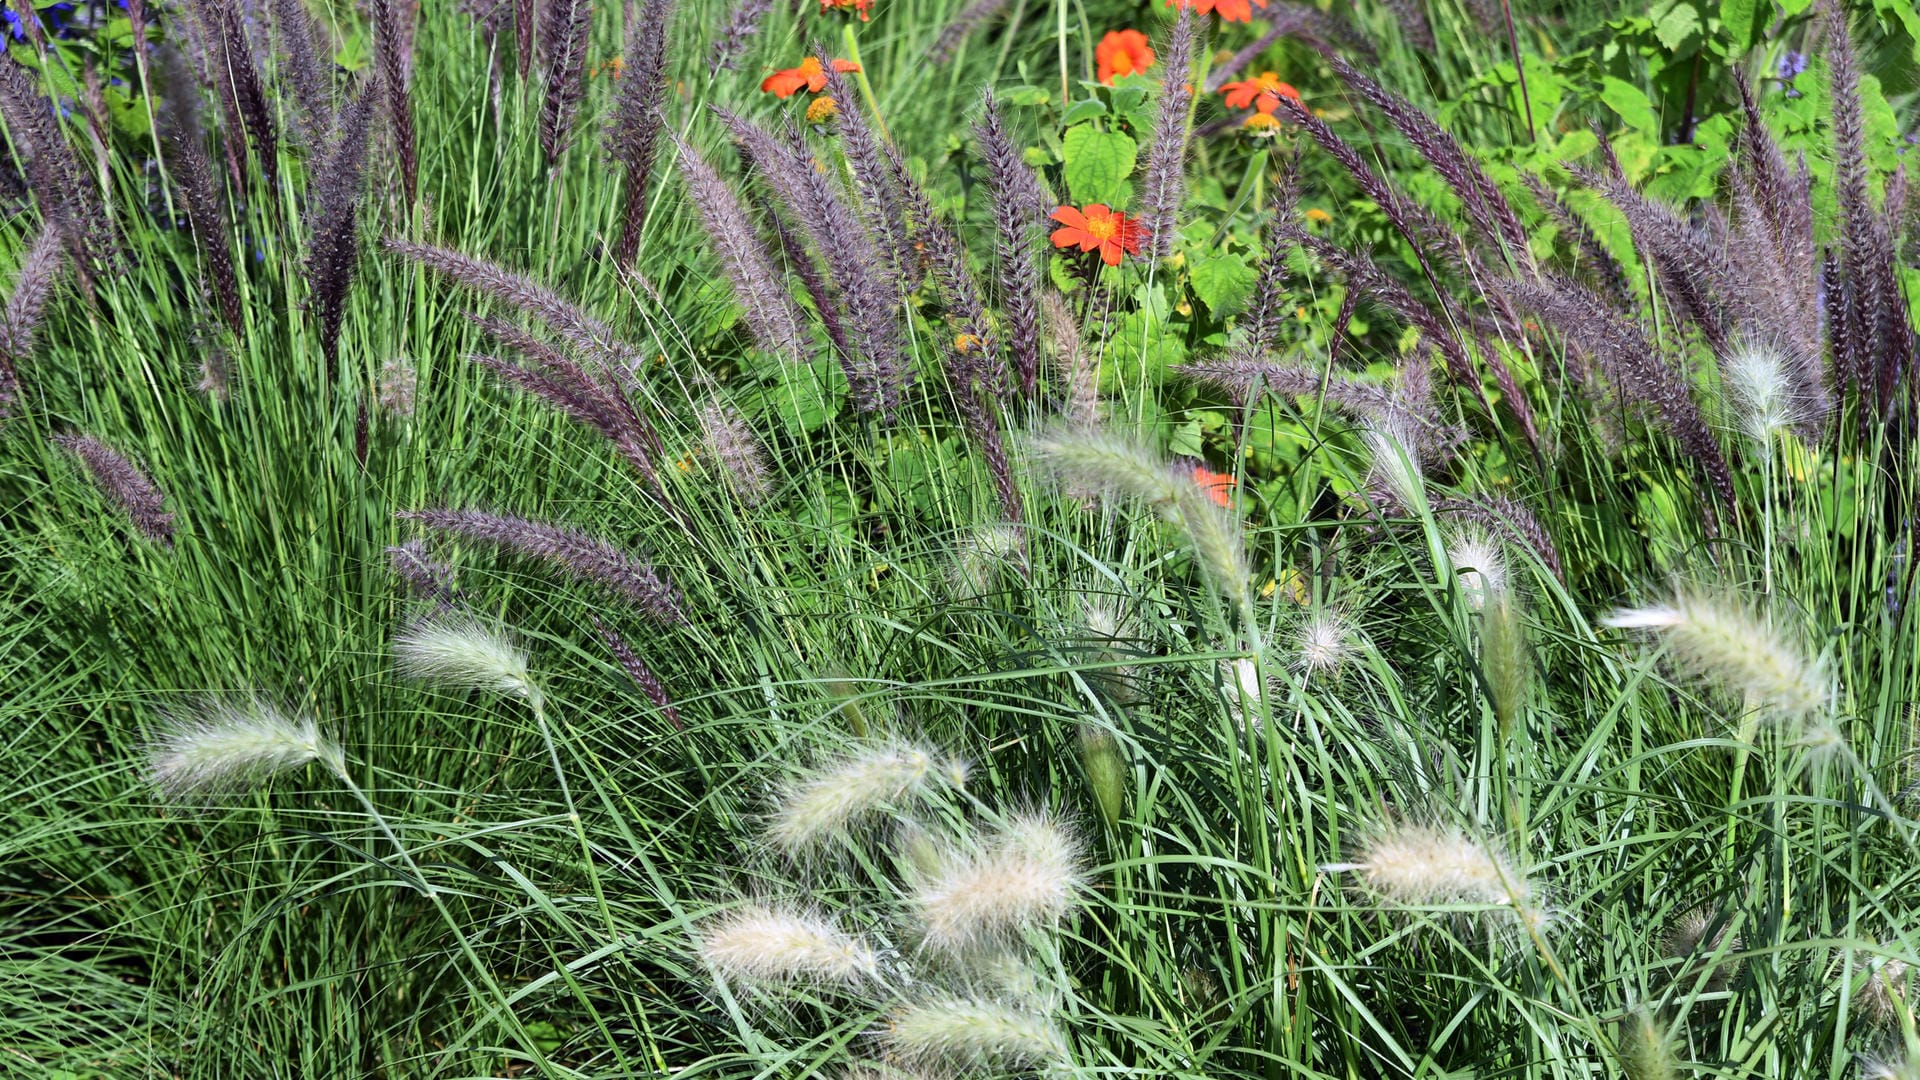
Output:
top-left (610, 0), bottom-right (674, 267)
top-left (0, 220), bottom-right (66, 414)
top-left (305, 83), bottom-right (377, 376)
top-left (1604, 592), bottom-right (1828, 722)
top-left (914, 813), bottom-right (1083, 952)
top-left (882, 996), bottom-right (1068, 1070)
top-left (369, 0), bottom-right (418, 206)
top-left (767, 743), bottom-right (967, 854)
top-left (538, 0), bottom-right (593, 164)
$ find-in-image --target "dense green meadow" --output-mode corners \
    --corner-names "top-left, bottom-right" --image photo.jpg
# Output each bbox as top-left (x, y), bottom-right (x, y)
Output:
top-left (3, 0), bottom-right (1920, 1075)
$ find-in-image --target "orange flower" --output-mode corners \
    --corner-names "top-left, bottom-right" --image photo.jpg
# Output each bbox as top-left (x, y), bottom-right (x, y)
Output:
top-left (819, 0), bottom-right (872, 20)
top-left (760, 56), bottom-right (861, 98)
top-left (1166, 0), bottom-right (1267, 23)
top-left (1192, 465), bottom-right (1237, 507)
top-left (1240, 112), bottom-right (1281, 137)
top-left (1221, 71), bottom-right (1300, 113)
top-left (1049, 204), bottom-right (1146, 267)
top-left (1094, 30), bottom-right (1155, 84)
top-left (806, 95), bottom-right (839, 123)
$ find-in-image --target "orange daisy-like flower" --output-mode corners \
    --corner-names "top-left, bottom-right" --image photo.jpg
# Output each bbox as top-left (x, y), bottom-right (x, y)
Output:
top-left (761, 57), bottom-right (862, 98)
top-left (1166, 0), bottom-right (1266, 23)
top-left (1192, 466), bottom-right (1237, 507)
top-left (1094, 29), bottom-right (1155, 85)
top-left (1222, 71), bottom-right (1300, 113)
top-left (1049, 204), bottom-right (1146, 267)
top-left (1241, 112), bottom-right (1281, 137)
top-left (819, 0), bottom-right (872, 20)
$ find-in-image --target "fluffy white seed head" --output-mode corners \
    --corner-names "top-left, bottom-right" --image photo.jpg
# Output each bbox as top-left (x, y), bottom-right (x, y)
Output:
top-left (393, 616), bottom-right (539, 705)
top-left (1603, 592), bottom-right (1828, 720)
top-left (915, 813), bottom-right (1083, 953)
top-left (1721, 335), bottom-right (1819, 448)
top-left (1664, 907), bottom-right (1742, 990)
top-left (1363, 419), bottom-right (1424, 508)
top-left (1348, 824), bottom-right (1533, 909)
top-left (1292, 612), bottom-right (1354, 675)
top-left (1447, 530), bottom-right (1508, 611)
top-left (1861, 1055), bottom-right (1920, 1080)
top-left (1852, 956), bottom-right (1913, 1027)
top-left (697, 904), bottom-right (879, 985)
top-left (882, 995), bottom-right (1068, 1070)
top-left (767, 743), bottom-right (967, 853)
top-left (148, 697), bottom-right (342, 799)
top-left (948, 524), bottom-right (1026, 598)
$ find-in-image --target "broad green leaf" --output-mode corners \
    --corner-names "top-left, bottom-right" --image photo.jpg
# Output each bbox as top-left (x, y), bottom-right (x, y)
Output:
top-left (1653, 0), bottom-right (1704, 53)
top-left (1721, 0), bottom-right (1764, 47)
top-left (1061, 98), bottom-right (1108, 126)
top-left (1188, 253), bottom-right (1257, 318)
top-left (1062, 123), bottom-right (1137, 207)
top-left (1599, 77), bottom-right (1659, 134)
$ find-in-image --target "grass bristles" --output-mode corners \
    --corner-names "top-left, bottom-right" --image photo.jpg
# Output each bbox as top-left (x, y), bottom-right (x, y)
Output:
top-left (0, 220), bottom-right (66, 412)
top-left (538, 0), bottom-right (592, 164)
top-left (709, 0), bottom-right (770, 70)
top-left (592, 615), bottom-right (683, 731)
top-left (147, 697), bottom-right (342, 800)
top-left (1134, 8), bottom-right (1194, 261)
top-left (1603, 591), bottom-right (1828, 722)
top-left (1342, 823), bottom-right (1535, 912)
top-left (671, 134), bottom-right (808, 360)
top-left (766, 742), bottom-right (967, 854)
top-left (609, 0), bottom-right (674, 268)
top-left (304, 82), bottom-right (376, 376)
top-left (385, 239), bottom-right (633, 367)
top-left (160, 105), bottom-right (241, 335)
top-left (398, 508), bottom-right (684, 622)
top-left (387, 537), bottom-right (459, 605)
top-left (464, 314), bottom-right (662, 485)
top-left (267, 0), bottom-right (338, 150)
top-left (693, 399), bottom-right (774, 506)
top-left (203, 0), bottom-right (279, 193)
top-left (882, 996), bottom-right (1068, 1070)
top-left (52, 433), bottom-right (175, 546)
top-left (370, 0), bottom-right (418, 206)
top-left (914, 813), bottom-right (1082, 952)
top-left (697, 904), bottom-right (879, 984)
top-left (974, 92), bottom-right (1048, 398)
top-left (0, 56), bottom-right (115, 282)
top-left (393, 614), bottom-right (540, 705)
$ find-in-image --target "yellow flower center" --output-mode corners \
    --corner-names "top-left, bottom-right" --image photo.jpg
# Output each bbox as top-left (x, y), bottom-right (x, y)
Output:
top-left (1085, 216), bottom-right (1118, 241)
top-left (1112, 53), bottom-right (1135, 75)
top-left (807, 95), bottom-right (839, 123)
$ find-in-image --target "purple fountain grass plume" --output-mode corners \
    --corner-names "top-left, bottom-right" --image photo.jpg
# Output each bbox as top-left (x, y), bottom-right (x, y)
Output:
top-left (268, 0), bottom-right (338, 150)
top-left (1822, 0), bottom-right (1912, 415)
top-left (1507, 274), bottom-right (1735, 506)
top-left (199, 0), bottom-right (280, 193)
top-left (1043, 292), bottom-right (1099, 428)
top-left (976, 91), bottom-right (1048, 398)
top-left (160, 108), bottom-right (242, 335)
top-left (884, 142), bottom-right (996, 390)
top-left (369, 0), bottom-right (417, 206)
top-left (305, 82), bottom-right (376, 378)
top-left (1569, 164), bottom-right (1745, 357)
top-left (464, 315), bottom-right (664, 485)
top-left (387, 537), bottom-right (460, 607)
top-left (694, 399), bottom-right (775, 507)
top-left (8, 0), bottom-right (47, 52)
top-left (711, 0), bottom-right (772, 69)
top-left (610, 0), bottom-right (674, 267)
top-left (539, 0), bottom-right (593, 164)
top-left (384, 239), bottom-right (635, 367)
top-left (1521, 173), bottom-right (1631, 307)
top-left (715, 108), bottom-right (908, 416)
top-left (398, 508), bottom-right (685, 622)
top-left (758, 190), bottom-right (852, 359)
top-left (817, 53), bottom-right (913, 297)
top-left (672, 134), bottom-right (808, 360)
top-left (53, 434), bottom-right (176, 546)
top-left (1730, 72), bottom-right (1814, 282)
top-left (1135, 7), bottom-right (1195, 260)
top-left (1234, 156), bottom-right (1300, 360)
top-left (1, 221), bottom-right (68, 404)
top-left (1383, 0), bottom-right (1433, 51)
top-left (929, 0), bottom-right (1008, 64)
top-left (514, 0), bottom-right (535, 78)
top-left (0, 58), bottom-right (115, 285)
top-left (1320, 50), bottom-right (1528, 263)
top-left (592, 615), bottom-right (683, 730)
top-left (77, 62), bottom-right (110, 192)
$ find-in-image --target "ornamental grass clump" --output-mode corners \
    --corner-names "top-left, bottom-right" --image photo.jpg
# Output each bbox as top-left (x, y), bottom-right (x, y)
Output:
top-left (914, 813), bottom-right (1083, 953)
top-left (767, 743), bottom-right (969, 854)
top-left (697, 904), bottom-right (881, 985)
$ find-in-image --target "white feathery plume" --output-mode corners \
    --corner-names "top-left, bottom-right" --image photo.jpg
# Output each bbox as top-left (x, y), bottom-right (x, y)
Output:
top-left (1331, 823), bottom-right (1534, 911)
top-left (882, 995), bottom-right (1069, 1070)
top-left (1291, 612), bottom-right (1354, 675)
top-left (1447, 529), bottom-right (1508, 611)
top-left (148, 697), bottom-right (343, 799)
top-left (767, 743), bottom-right (968, 853)
top-left (393, 615), bottom-right (540, 706)
top-left (1603, 591), bottom-right (1829, 720)
top-left (697, 904), bottom-right (880, 984)
top-left (915, 813), bottom-right (1083, 952)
